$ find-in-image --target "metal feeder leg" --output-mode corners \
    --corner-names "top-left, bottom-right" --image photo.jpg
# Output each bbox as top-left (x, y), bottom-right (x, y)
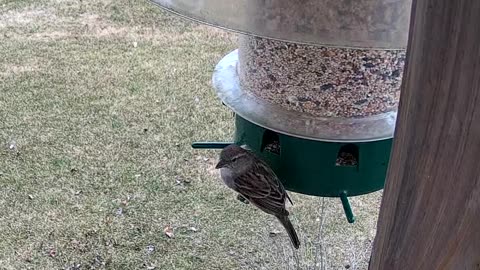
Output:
top-left (340, 192), bottom-right (355, 223)
top-left (191, 142), bottom-right (232, 149)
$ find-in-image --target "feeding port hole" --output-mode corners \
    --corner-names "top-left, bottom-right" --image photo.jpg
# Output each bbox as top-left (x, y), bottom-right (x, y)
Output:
top-left (261, 130), bottom-right (281, 155)
top-left (336, 144), bottom-right (359, 167)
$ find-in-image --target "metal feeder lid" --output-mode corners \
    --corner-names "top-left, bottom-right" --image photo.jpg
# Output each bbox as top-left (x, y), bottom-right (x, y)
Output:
top-left (151, 0), bottom-right (412, 49)
top-left (213, 50), bottom-right (396, 142)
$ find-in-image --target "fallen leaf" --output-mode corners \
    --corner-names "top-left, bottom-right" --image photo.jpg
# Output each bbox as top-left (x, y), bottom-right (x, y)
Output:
top-left (104, 216), bottom-right (113, 225)
top-left (163, 226), bottom-right (174, 238)
top-left (48, 248), bottom-right (57, 257)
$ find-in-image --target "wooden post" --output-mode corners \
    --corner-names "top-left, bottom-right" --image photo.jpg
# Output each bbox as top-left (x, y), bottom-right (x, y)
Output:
top-left (369, 0), bottom-right (480, 269)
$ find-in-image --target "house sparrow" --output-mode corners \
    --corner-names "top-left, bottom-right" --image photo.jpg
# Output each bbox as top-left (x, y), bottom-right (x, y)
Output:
top-left (215, 144), bottom-right (300, 249)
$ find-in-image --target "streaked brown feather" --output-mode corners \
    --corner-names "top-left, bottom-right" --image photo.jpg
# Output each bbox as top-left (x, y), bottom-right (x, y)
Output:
top-left (233, 153), bottom-right (289, 217)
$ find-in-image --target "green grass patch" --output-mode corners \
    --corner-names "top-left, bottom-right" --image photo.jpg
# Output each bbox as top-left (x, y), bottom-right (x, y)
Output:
top-left (0, 0), bottom-right (381, 269)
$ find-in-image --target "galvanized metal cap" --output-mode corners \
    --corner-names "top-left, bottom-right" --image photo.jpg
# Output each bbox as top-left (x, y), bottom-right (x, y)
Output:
top-left (151, 0), bottom-right (412, 49)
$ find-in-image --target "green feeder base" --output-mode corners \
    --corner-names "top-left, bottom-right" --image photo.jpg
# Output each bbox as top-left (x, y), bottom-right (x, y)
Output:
top-left (234, 115), bottom-right (392, 197)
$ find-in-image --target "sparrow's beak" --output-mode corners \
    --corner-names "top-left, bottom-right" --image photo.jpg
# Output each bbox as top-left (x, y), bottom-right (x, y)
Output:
top-left (215, 160), bottom-right (226, 169)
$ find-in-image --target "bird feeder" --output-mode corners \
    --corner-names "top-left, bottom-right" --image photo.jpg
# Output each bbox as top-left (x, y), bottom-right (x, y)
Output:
top-left (152, 0), bottom-right (412, 223)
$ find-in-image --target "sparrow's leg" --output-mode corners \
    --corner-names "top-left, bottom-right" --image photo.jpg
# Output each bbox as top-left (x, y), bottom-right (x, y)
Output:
top-left (236, 194), bottom-right (249, 204)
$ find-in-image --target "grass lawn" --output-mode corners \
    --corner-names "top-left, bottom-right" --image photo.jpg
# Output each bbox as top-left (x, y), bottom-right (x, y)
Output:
top-left (0, 0), bottom-right (382, 269)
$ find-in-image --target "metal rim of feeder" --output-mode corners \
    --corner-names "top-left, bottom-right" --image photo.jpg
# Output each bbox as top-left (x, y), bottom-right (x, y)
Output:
top-left (213, 50), bottom-right (397, 142)
top-left (150, 0), bottom-right (412, 49)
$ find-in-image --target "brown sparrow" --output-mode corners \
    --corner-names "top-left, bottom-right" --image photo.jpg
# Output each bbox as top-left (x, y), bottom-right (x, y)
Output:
top-left (215, 144), bottom-right (300, 249)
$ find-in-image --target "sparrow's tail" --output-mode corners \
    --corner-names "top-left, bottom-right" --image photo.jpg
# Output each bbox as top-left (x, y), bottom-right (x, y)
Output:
top-left (276, 215), bottom-right (300, 249)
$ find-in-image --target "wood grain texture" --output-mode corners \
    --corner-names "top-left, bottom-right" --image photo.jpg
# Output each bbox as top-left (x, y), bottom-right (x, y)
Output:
top-left (369, 0), bottom-right (480, 269)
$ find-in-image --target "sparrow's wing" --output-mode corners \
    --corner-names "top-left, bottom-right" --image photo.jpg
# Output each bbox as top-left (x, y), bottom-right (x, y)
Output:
top-left (255, 160), bottom-right (293, 205)
top-left (233, 161), bottom-right (289, 216)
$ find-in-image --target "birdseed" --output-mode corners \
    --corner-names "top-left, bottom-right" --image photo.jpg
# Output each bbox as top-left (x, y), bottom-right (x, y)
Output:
top-left (238, 36), bottom-right (406, 118)
top-left (263, 141), bottom-right (281, 155)
top-left (335, 152), bottom-right (358, 167)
